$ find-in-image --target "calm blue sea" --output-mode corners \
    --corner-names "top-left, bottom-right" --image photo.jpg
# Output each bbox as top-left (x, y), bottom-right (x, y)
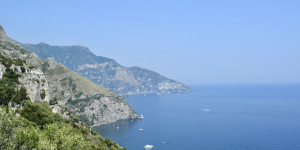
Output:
top-left (94, 83), bottom-right (300, 150)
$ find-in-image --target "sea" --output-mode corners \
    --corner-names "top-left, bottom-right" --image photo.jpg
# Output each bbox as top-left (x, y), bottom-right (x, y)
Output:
top-left (94, 83), bottom-right (300, 150)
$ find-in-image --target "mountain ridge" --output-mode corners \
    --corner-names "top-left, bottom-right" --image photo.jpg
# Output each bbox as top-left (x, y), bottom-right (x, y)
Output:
top-left (23, 42), bottom-right (191, 95)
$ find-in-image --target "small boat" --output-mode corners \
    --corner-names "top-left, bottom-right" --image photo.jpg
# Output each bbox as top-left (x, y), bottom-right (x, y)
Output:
top-left (116, 126), bottom-right (120, 130)
top-left (144, 145), bottom-right (154, 149)
top-left (139, 114), bottom-right (144, 119)
top-left (139, 129), bottom-right (144, 131)
top-left (202, 108), bottom-right (211, 112)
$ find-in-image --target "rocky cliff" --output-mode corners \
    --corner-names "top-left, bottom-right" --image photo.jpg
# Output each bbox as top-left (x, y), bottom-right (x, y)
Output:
top-left (0, 26), bottom-right (49, 103)
top-left (42, 58), bottom-right (137, 126)
top-left (22, 43), bottom-right (191, 95)
top-left (0, 62), bottom-right (50, 104)
top-left (0, 25), bottom-right (137, 126)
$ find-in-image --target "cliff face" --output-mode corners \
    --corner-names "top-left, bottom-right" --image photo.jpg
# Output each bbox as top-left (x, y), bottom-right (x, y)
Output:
top-left (22, 43), bottom-right (191, 95)
top-left (0, 26), bottom-right (137, 125)
top-left (0, 64), bottom-right (50, 103)
top-left (42, 59), bottom-right (137, 126)
top-left (0, 26), bottom-right (49, 103)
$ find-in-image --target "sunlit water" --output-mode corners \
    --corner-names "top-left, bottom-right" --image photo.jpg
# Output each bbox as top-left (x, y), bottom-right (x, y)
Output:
top-left (94, 83), bottom-right (300, 150)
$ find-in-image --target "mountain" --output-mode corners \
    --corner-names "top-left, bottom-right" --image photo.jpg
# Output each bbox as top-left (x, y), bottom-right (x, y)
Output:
top-left (22, 43), bottom-right (191, 95)
top-left (0, 25), bottom-right (128, 149)
top-left (0, 25), bottom-right (137, 126)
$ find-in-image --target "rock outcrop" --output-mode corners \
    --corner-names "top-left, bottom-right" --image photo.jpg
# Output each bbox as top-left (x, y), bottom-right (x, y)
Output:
top-left (0, 25), bottom-right (8, 42)
top-left (42, 58), bottom-right (137, 126)
top-left (0, 64), bottom-right (50, 103)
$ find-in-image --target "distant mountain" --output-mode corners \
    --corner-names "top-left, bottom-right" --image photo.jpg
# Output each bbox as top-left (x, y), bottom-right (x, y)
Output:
top-left (22, 43), bottom-right (191, 95)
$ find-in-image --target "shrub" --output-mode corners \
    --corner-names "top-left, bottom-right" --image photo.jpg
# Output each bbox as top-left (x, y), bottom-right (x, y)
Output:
top-left (20, 66), bottom-right (26, 73)
top-left (19, 100), bottom-right (62, 128)
top-left (40, 89), bottom-right (46, 100)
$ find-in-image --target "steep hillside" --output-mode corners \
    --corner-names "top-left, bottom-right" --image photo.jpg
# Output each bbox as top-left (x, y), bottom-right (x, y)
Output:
top-left (42, 58), bottom-right (137, 126)
top-left (0, 55), bottom-right (49, 104)
top-left (0, 25), bottom-right (137, 126)
top-left (23, 43), bottom-right (191, 95)
top-left (0, 47), bottom-right (125, 149)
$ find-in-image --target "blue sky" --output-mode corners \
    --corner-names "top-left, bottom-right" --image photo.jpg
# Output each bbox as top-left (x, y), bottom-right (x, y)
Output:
top-left (1, 0), bottom-right (300, 84)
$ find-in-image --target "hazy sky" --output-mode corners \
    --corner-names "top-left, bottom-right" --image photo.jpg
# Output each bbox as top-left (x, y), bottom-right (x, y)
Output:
top-left (1, 0), bottom-right (300, 84)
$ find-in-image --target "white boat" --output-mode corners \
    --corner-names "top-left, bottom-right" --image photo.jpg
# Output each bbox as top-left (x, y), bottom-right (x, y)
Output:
top-left (144, 144), bottom-right (154, 149)
top-left (116, 126), bottom-right (120, 130)
top-left (202, 108), bottom-right (211, 112)
top-left (139, 114), bottom-right (144, 119)
top-left (139, 129), bottom-right (144, 131)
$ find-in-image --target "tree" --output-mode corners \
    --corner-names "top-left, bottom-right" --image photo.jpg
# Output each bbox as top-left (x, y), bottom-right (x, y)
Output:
top-left (40, 89), bottom-right (46, 100)
top-left (20, 86), bottom-right (30, 102)
top-left (49, 97), bottom-right (58, 105)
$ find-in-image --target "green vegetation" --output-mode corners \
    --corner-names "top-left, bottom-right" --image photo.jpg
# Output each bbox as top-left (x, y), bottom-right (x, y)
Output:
top-left (0, 55), bottom-right (126, 150)
top-left (28, 65), bottom-right (37, 70)
top-left (0, 62), bottom-right (28, 106)
top-left (61, 77), bottom-right (77, 91)
top-left (49, 96), bottom-right (58, 105)
top-left (75, 91), bottom-right (84, 98)
top-left (19, 100), bottom-right (63, 128)
top-left (0, 55), bottom-right (31, 106)
top-left (40, 89), bottom-right (46, 100)
top-left (67, 94), bottom-right (103, 106)
top-left (20, 66), bottom-right (26, 73)
top-left (0, 102), bottom-right (126, 150)
top-left (0, 55), bottom-right (26, 68)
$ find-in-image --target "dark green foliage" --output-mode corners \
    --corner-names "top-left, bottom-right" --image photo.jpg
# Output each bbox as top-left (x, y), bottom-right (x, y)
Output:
top-left (28, 65), bottom-right (37, 69)
top-left (40, 89), bottom-right (46, 100)
top-left (79, 115), bottom-right (90, 126)
top-left (11, 86), bottom-right (30, 105)
top-left (0, 55), bottom-right (13, 68)
top-left (72, 83), bottom-right (77, 91)
top-left (19, 100), bottom-right (64, 128)
top-left (67, 96), bottom-right (92, 105)
top-left (60, 90), bottom-right (64, 96)
top-left (1, 100), bottom-right (126, 149)
top-left (60, 77), bottom-right (77, 91)
top-left (49, 97), bottom-right (58, 105)
top-left (34, 79), bottom-right (40, 83)
top-left (75, 92), bottom-right (83, 98)
top-left (15, 58), bottom-right (25, 66)
top-left (3, 68), bottom-right (20, 83)
top-left (0, 85), bottom-right (15, 106)
top-left (104, 138), bottom-right (126, 149)
top-left (20, 86), bottom-right (30, 101)
top-left (20, 66), bottom-right (26, 73)
top-left (0, 65), bottom-right (24, 106)
top-left (0, 55), bottom-right (26, 68)
top-left (104, 138), bottom-right (115, 148)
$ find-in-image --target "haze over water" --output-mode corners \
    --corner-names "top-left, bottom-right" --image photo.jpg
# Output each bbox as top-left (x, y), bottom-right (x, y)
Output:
top-left (95, 83), bottom-right (300, 150)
